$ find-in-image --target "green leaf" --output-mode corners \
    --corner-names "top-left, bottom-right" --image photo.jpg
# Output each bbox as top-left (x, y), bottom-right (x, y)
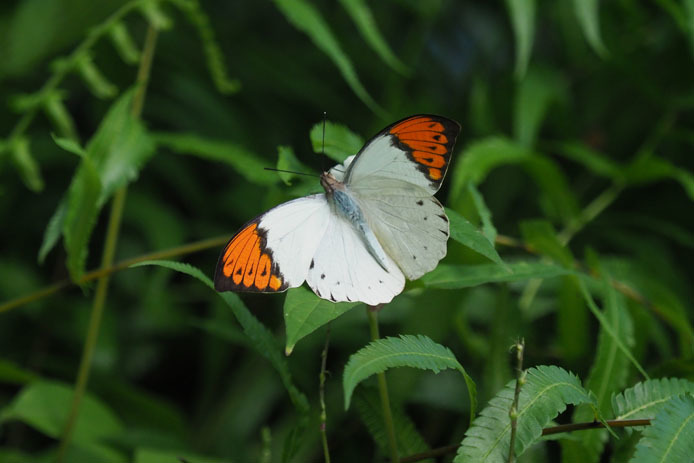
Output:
top-left (577, 277), bottom-right (649, 380)
top-left (10, 136), bottom-right (43, 192)
top-left (52, 133), bottom-right (87, 157)
top-left (284, 286), bottom-right (360, 355)
top-left (572, 0), bottom-right (609, 58)
top-left (153, 132), bottom-right (277, 186)
top-left (343, 335), bottom-right (476, 423)
top-left (132, 260), bottom-right (310, 416)
top-left (513, 67), bottom-right (567, 147)
top-left (62, 157), bottom-right (102, 282)
top-left (310, 120), bottom-right (364, 163)
top-left (630, 395), bottom-right (694, 463)
top-left (38, 200), bottom-right (66, 263)
top-left (0, 380), bottom-right (123, 444)
top-left (134, 448), bottom-right (229, 463)
top-left (0, 358), bottom-right (38, 384)
top-left (623, 152), bottom-right (694, 201)
top-left (467, 183), bottom-right (497, 244)
top-left (505, 0), bottom-right (536, 79)
top-left (108, 21), bottom-right (140, 65)
top-left (570, 279), bottom-right (634, 461)
top-left (353, 387), bottom-right (430, 457)
top-left (76, 53), bottom-right (117, 99)
top-left (448, 137), bottom-right (579, 223)
top-left (276, 145), bottom-right (315, 185)
top-left (554, 142), bottom-right (622, 180)
top-left (520, 220), bottom-right (574, 267)
top-left (446, 207), bottom-right (504, 265)
top-left (338, 0), bottom-right (409, 75)
top-left (272, 0), bottom-right (386, 116)
top-left (456, 365), bottom-right (597, 462)
top-left (613, 377), bottom-right (694, 423)
top-left (422, 261), bottom-right (574, 289)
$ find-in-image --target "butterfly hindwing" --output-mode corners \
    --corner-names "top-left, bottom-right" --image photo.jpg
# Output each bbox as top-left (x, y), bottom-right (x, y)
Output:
top-left (214, 195), bottom-right (331, 293)
top-left (306, 213), bottom-right (405, 305)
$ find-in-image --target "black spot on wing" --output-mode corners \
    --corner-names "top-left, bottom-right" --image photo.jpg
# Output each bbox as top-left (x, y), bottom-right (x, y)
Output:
top-left (321, 274), bottom-right (325, 279)
top-left (416, 200), bottom-right (424, 206)
top-left (310, 259), bottom-right (314, 269)
top-left (330, 294), bottom-right (336, 302)
top-left (316, 289), bottom-right (322, 297)
top-left (437, 214), bottom-right (449, 222)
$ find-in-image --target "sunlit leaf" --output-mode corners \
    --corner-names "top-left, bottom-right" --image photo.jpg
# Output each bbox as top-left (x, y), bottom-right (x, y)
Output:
top-left (284, 286), bottom-right (359, 355)
top-left (630, 395), bottom-right (694, 463)
top-left (422, 261), bottom-right (574, 289)
top-left (446, 207), bottom-right (504, 265)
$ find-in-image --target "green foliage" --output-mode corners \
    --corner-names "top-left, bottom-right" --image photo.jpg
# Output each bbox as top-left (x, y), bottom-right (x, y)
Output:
top-left (456, 366), bottom-right (599, 462)
top-left (343, 335), bottom-right (476, 417)
top-left (1, 1), bottom-right (693, 462)
top-left (630, 394), bottom-right (694, 463)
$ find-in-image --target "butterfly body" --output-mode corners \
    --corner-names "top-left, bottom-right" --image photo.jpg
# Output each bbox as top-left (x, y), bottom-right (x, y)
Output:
top-left (215, 115), bottom-right (460, 305)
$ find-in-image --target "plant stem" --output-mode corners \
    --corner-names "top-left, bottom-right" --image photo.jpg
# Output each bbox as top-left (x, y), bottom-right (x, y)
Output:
top-left (557, 183), bottom-right (623, 245)
top-left (319, 325), bottom-right (331, 463)
top-left (507, 339), bottom-right (525, 463)
top-left (366, 306), bottom-right (399, 463)
top-left (55, 24), bottom-right (159, 463)
top-left (0, 235), bottom-right (229, 314)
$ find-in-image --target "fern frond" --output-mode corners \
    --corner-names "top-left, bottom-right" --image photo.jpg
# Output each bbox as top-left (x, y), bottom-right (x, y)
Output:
top-left (630, 394), bottom-right (694, 463)
top-left (613, 377), bottom-right (694, 424)
top-left (456, 365), bottom-right (597, 463)
top-left (343, 335), bottom-right (475, 418)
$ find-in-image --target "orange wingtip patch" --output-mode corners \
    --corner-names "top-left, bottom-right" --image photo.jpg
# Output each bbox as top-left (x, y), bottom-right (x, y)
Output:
top-left (428, 167), bottom-right (442, 180)
top-left (404, 140), bottom-right (448, 154)
top-left (223, 223), bottom-right (257, 277)
top-left (389, 116), bottom-right (436, 134)
top-left (413, 151), bottom-right (446, 168)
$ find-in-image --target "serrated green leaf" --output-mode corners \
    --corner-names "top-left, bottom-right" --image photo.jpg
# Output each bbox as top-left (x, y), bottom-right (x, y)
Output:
top-left (613, 378), bottom-right (694, 423)
top-left (273, 0), bottom-right (386, 116)
top-left (505, 0), bottom-right (536, 79)
top-left (338, 0), bottom-right (409, 75)
top-left (310, 120), bottom-right (364, 162)
top-left (63, 157), bottom-right (102, 282)
top-left (630, 394), bottom-right (694, 463)
top-left (284, 286), bottom-right (360, 355)
top-left (422, 261), bottom-right (574, 289)
top-left (0, 380), bottom-right (123, 444)
top-left (572, 0), bottom-right (609, 58)
top-left (132, 260), bottom-right (310, 416)
top-left (153, 132), bottom-right (276, 186)
top-left (456, 365), bottom-right (597, 462)
top-left (446, 207), bottom-right (504, 265)
top-left (513, 67), bottom-right (567, 147)
top-left (520, 220), bottom-right (574, 267)
top-left (343, 335), bottom-right (476, 423)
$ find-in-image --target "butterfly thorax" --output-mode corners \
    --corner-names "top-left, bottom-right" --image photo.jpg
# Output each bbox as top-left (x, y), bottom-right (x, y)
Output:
top-left (320, 172), bottom-right (391, 272)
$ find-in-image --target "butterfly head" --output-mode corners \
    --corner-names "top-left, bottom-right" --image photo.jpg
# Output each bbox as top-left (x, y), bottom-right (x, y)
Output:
top-left (320, 171), bottom-right (347, 196)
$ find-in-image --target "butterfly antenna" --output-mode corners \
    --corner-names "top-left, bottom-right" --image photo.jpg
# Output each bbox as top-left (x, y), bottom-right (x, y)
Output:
top-left (321, 111), bottom-right (327, 172)
top-left (264, 167), bottom-right (319, 178)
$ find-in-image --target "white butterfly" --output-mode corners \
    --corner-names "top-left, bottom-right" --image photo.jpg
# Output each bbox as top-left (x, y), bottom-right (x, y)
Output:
top-left (214, 115), bottom-right (460, 305)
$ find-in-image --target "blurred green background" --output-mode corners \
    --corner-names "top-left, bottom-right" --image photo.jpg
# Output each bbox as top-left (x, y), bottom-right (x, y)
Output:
top-left (1, 0), bottom-right (693, 462)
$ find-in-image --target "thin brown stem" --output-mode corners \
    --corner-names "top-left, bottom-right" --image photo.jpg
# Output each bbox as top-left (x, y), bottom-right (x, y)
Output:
top-left (0, 235), bottom-right (229, 314)
top-left (319, 325), bottom-right (332, 463)
top-left (508, 339), bottom-right (525, 463)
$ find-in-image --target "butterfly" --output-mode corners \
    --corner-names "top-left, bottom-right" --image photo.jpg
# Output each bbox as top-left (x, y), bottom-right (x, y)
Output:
top-left (214, 115), bottom-right (461, 305)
